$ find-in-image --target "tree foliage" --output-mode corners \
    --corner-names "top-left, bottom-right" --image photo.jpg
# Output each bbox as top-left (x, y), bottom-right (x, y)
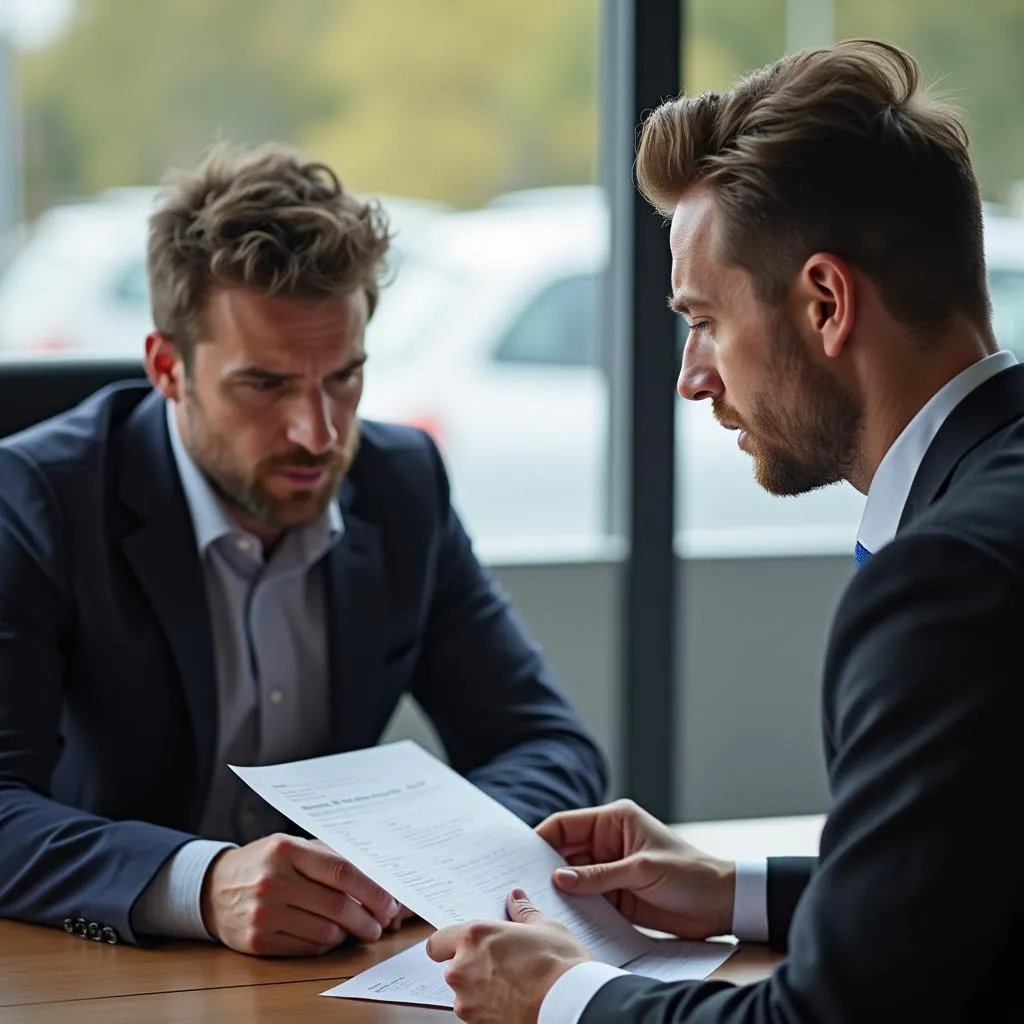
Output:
top-left (16, 0), bottom-right (1024, 219)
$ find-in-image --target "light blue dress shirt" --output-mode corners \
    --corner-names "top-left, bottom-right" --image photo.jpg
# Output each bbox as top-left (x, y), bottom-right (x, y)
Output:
top-left (131, 402), bottom-right (344, 939)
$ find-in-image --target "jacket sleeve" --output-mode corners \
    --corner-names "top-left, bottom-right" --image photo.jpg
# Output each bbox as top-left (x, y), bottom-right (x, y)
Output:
top-left (580, 532), bottom-right (1024, 1022)
top-left (766, 857), bottom-right (815, 951)
top-left (0, 448), bottom-right (196, 945)
top-left (409, 437), bottom-right (607, 825)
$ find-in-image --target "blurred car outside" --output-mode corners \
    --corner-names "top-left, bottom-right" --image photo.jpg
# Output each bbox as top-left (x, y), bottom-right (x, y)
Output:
top-left (0, 187), bottom-right (450, 358)
top-left (358, 189), bottom-right (1024, 558)
top-left (2, 186), bottom-right (1024, 561)
top-left (357, 191), bottom-right (864, 558)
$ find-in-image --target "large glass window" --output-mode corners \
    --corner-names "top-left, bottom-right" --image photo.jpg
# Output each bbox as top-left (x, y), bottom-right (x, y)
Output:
top-left (0, 0), bottom-right (607, 557)
top-left (672, 0), bottom-right (1024, 557)
top-left (4, 2), bottom-right (1023, 563)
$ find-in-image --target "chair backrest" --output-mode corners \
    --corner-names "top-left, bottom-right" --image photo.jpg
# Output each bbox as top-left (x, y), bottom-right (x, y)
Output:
top-left (0, 359), bottom-right (146, 440)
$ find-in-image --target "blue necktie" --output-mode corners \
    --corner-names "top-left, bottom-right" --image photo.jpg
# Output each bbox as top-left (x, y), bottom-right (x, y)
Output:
top-left (854, 541), bottom-right (872, 569)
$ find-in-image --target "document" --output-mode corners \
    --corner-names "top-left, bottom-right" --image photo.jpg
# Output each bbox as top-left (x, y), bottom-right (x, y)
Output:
top-left (321, 937), bottom-right (737, 1009)
top-left (231, 741), bottom-right (653, 967)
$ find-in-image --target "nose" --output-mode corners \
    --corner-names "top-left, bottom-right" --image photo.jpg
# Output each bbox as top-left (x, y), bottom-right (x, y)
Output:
top-left (285, 391), bottom-right (338, 455)
top-left (676, 330), bottom-right (723, 403)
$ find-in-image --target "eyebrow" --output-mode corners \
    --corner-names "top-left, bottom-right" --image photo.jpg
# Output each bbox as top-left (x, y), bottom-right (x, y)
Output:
top-left (228, 354), bottom-right (368, 381)
top-left (667, 294), bottom-right (709, 316)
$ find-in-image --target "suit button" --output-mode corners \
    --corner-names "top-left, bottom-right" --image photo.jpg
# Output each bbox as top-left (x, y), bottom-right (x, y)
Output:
top-left (73, 918), bottom-right (88, 937)
top-left (63, 918), bottom-right (75, 934)
top-left (87, 922), bottom-right (102, 941)
top-left (101, 926), bottom-right (119, 945)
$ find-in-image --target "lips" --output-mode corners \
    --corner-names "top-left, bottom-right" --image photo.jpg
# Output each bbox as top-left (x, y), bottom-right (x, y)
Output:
top-left (274, 467), bottom-right (328, 486)
top-left (714, 419), bottom-right (750, 451)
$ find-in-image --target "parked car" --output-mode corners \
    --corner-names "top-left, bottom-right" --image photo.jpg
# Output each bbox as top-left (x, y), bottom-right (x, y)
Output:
top-left (3, 185), bottom-right (1023, 559)
top-left (0, 188), bottom-right (449, 357)
top-left (358, 188), bottom-right (1024, 556)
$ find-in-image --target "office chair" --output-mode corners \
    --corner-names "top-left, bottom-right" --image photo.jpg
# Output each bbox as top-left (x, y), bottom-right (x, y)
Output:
top-left (0, 359), bottom-right (145, 440)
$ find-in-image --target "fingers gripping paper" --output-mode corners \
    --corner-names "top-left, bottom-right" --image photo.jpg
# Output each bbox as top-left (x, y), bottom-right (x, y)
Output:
top-left (230, 740), bottom-right (653, 966)
top-left (232, 741), bottom-right (735, 1011)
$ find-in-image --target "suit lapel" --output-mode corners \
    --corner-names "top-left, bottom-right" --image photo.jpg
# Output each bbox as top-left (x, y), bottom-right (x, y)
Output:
top-left (118, 393), bottom-right (217, 813)
top-left (324, 482), bottom-right (386, 751)
top-left (898, 363), bottom-right (1024, 531)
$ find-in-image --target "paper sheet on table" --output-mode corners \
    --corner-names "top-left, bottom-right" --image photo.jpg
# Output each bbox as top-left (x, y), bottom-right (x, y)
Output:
top-left (230, 741), bottom-right (653, 967)
top-left (321, 938), bottom-right (737, 1008)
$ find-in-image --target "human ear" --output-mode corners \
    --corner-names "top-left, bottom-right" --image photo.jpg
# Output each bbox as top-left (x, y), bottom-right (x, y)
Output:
top-left (798, 253), bottom-right (855, 359)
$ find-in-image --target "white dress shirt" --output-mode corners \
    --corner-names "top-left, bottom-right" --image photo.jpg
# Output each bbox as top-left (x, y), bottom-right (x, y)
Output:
top-left (540, 349), bottom-right (1018, 1024)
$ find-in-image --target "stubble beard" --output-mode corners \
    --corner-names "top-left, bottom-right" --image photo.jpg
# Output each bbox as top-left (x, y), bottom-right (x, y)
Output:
top-left (716, 320), bottom-right (863, 497)
top-left (180, 389), bottom-right (360, 531)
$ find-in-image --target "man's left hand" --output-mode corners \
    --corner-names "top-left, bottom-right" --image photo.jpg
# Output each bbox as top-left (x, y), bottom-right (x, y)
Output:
top-left (426, 889), bottom-right (594, 1023)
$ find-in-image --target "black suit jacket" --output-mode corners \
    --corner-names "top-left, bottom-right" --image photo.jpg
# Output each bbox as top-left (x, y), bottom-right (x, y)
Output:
top-left (0, 384), bottom-right (607, 945)
top-left (583, 363), bottom-right (1024, 1022)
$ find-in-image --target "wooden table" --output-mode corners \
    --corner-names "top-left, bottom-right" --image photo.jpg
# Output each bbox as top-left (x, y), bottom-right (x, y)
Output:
top-left (0, 815), bottom-right (823, 1022)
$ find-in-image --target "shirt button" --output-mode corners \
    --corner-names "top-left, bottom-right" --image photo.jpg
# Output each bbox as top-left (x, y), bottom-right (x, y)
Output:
top-left (269, 689), bottom-right (284, 705)
top-left (235, 538), bottom-right (252, 552)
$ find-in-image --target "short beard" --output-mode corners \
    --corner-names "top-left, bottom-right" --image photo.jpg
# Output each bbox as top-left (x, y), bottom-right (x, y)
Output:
top-left (180, 383), bottom-right (359, 531)
top-left (717, 319), bottom-right (862, 497)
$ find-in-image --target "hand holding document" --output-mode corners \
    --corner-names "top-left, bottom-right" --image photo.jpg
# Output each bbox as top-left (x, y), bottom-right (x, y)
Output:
top-left (232, 740), bottom-right (652, 966)
top-left (231, 741), bottom-right (735, 1008)
top-left (321, 936), bottom-right (737, 1009)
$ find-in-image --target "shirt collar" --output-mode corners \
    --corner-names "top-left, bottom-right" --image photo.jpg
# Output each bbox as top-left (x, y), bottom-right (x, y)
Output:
top-left (857, 349), bottom-right (1017, 554)
top-left (165, 400), bottom-right (343, 557)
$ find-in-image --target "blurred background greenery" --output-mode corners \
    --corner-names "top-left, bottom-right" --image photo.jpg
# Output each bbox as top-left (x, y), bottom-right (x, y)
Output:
top-left (16, 0), bottom-right (1024, 217)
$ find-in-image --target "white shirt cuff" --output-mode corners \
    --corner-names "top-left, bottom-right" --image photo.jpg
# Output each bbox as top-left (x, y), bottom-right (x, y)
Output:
top-left (130, 839), bottom-right (236, 940)
top-left (538, 961), bottom-right (631, 1024)
top-left (731, 858), bottom-right (769, 942)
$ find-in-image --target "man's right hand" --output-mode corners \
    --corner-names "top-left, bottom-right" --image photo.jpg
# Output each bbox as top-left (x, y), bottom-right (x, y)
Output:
top-left (200, 834), bottom-right (399, 956)
top-left (536, 799), bottom-right (736, 940)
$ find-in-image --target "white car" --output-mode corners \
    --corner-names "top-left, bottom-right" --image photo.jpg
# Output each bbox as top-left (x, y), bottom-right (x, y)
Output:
top-left (3, 186), bottom-right (1022, 559)
top-left (359, 189), bottom-right (1024, 557)
top-left (0, 188), bottom-right (450, 357)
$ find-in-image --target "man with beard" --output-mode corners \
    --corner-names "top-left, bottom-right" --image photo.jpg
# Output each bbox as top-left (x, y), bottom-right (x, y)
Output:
top-left (0, 143), bottom-right (607, 956)
top-left (426, 39), bottom-right (1024, 1023)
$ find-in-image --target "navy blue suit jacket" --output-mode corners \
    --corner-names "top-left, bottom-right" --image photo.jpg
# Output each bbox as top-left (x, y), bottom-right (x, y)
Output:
top-left (0, 384), bottom-right (606, 945)
top-left (580, 366), bottom-right (1024, 1021)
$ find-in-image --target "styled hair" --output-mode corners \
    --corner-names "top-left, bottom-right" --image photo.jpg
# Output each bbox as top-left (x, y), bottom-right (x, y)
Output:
top-left (147, 142), bottom-right (390, 363)
top-left (636, 39), bottom-right (990, 337)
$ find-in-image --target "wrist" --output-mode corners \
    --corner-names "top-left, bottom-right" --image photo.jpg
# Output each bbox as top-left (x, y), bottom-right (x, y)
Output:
top-left (711, 857), bottom-right (737, 936)
top-left (199, 848), bottom-right (232, 942)
top-left (533, 956), bottom-right (592, 1022)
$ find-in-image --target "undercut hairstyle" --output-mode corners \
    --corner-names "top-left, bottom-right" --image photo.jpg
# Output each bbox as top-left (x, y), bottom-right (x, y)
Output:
top-left (636, 39), bottom-right (991, 339)
top-left (147, 142), bottom-right (391, 365)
